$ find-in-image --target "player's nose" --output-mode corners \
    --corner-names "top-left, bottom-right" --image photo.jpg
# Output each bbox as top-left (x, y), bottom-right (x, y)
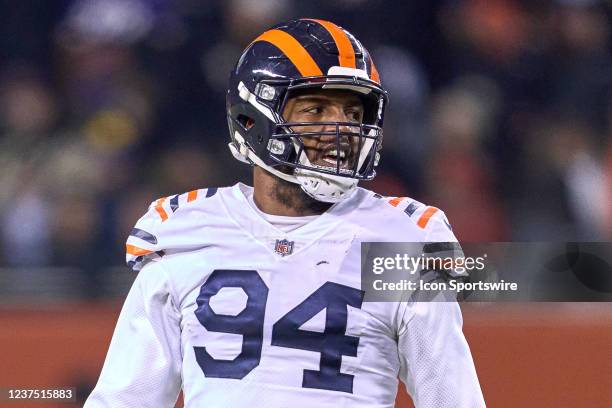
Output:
top-left (320, 106), bottom-right (358, 142)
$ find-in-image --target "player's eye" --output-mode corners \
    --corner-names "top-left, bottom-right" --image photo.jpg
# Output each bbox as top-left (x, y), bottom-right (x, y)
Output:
top-left (301, 106), bottom-right (322, 115)
top-left (345, 108), bottom-right (363, 122)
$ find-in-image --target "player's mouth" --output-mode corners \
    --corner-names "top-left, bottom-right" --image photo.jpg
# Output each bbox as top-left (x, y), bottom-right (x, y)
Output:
top-left (313, 144), bottom-right (353, 170)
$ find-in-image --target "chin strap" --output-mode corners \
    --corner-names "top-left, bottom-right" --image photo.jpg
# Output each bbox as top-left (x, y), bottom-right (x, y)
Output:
top-left (229, 136), bottom-right (356, 203)
top-left (295, 168), bottom-right (357, 203)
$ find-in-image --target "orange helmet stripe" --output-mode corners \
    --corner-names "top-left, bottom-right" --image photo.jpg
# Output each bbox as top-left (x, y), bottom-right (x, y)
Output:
top-left (307, 19), bottom-right (356, 69)
top-left (252, 29), bottom-right (323, 77)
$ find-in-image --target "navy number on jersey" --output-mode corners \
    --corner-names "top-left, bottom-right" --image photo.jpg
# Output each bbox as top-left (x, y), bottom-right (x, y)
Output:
top-left (193, 270), bottom-right (364, 393)
top-left (272, 282), bottom-right (363, 393)
top-left (193, 270), bottom-right (268, 379)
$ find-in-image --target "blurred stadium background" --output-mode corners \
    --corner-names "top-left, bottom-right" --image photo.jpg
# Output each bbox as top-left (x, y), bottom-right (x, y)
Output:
top-left (0, 0), bottom-right (611, 406)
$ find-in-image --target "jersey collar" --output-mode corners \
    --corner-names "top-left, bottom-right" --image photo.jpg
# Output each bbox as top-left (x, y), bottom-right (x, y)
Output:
top-left (220, 183), bottom-right (360, 258)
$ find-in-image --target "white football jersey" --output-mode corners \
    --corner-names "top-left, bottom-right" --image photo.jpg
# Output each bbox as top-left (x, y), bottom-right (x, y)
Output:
top-left (85, 183), bottom-right (485, 408)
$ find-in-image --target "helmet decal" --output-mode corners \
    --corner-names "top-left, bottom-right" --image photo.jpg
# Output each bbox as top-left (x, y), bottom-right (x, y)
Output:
top-left (305, 19), bottom-right (356, 69)
top-left (251, 29), bottom-right (323, 77)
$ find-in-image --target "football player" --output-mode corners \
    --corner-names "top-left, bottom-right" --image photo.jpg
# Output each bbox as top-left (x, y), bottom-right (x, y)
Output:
top-left (85, 19), bottom-right (485, 407)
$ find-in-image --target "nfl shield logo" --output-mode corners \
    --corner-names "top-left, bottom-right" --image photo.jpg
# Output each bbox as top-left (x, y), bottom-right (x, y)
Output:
top-left (274, 239), bottom-right (294, 256)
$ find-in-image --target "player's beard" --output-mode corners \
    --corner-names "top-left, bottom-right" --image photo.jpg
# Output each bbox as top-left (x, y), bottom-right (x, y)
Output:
top-left (272, 166), bottom-right (333, 214)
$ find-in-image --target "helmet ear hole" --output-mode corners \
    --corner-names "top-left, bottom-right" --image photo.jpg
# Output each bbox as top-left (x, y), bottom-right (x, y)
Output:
top-left (237, 115), bottom-right (261, 142)
top-left (236, 114), bottom-right (254, 130)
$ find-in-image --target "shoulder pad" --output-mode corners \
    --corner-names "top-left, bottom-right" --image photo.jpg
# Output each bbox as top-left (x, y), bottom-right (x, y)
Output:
top-left (374, 194), bottom-right (454, 234)
top-left (125, 188), bottom-right (219, 271)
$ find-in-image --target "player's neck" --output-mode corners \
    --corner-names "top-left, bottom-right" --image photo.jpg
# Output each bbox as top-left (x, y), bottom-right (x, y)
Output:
top-left (252, 167), bottom-right (332, 217)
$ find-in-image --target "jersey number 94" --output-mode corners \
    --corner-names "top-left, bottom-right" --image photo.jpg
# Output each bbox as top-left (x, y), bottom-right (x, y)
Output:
top-left (194, 269), bottom-right (364, 393)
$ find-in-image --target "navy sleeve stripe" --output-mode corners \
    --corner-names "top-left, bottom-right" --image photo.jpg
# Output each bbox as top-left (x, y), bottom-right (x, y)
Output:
top-left (206, 187), bottom-right (218, 198)
top-left (130, 228), bottom-right (158, 245)
top-left (404, 201), bottom-right (422, 217)
top-left (170, 194), bottom-right (179, 212)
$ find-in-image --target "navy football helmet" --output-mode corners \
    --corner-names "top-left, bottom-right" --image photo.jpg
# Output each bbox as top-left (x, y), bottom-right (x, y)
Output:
top-left (227, 19), bottom-right (388, 202)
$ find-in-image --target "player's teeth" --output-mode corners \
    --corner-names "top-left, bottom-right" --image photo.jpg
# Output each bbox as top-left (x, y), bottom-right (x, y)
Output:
top-left (339, 151), bottom-right (346, 158)
top-left (329, 150), bottom-right (338, 157)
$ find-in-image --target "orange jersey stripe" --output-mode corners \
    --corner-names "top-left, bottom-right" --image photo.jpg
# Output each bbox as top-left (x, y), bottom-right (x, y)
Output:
top-left (126, 244), bottom-right (153, 256)
top-left (417, 206), bottom-right (439, 229)
top-left (187, 190), bottom-right (198, 202)
top-left (154, 197), bottom-right (169, 221)
top-left (307, 19), bottom-right (356, 68)
top-left (369, 57), bottom-right (380, 84)
top-left (388, 197), bottom-right (406, 207)
top-left (252, 29), bottom-right (323, 77)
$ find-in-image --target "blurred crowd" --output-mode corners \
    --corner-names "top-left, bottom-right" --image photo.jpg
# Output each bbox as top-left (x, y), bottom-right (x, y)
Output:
top-left (1, 0), bottom-right (611, 296)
